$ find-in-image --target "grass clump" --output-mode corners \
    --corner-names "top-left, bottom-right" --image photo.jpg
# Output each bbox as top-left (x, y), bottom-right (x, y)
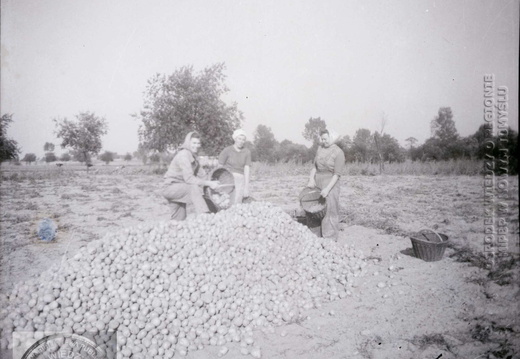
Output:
top-left (410, 333), bottom-right (452, 352)
top-left (470, 317), bottom-right (518, 359)
top-left (450, 245), bottom-right (519, 286)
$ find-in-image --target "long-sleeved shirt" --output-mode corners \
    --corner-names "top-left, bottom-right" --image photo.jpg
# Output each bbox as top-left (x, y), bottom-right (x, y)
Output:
top-left (164, 149), bottom-right (207, 185)
top-left (218, 146), bottom-right (251, 174)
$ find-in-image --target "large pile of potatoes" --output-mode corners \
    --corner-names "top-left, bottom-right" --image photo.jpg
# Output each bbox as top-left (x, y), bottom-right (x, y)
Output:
top-left (0, 202), bottom-right (367, 358)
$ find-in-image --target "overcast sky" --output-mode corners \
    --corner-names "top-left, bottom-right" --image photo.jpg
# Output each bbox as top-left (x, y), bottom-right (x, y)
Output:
top-left (1, 0), bottom-right (518, 157)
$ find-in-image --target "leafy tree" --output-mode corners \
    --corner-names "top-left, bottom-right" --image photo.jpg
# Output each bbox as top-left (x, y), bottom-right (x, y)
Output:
top-left (417, 138), bottom-right (444, 161)
top-left (345, 127), bottom-right (405, 165)
top-left (43, 142), bottom-right (56, 164)
top-left (431, 107), bottom-right (458, 146)
top-left (60, 153), bottom-right (71, 162)
top-left (352, 129), bottom-right (373, 162)
top-left (302, 117), bottom-right (327, 147)
top-left (54, 112), bottom-right (108, 166)
top-left (277, 139), bottom-right (311, 163)
top-left (473, 123), bottom-right (493, 142)
top-left (134, 144), bottom-right (149, 165)
top-left (0, 114), bottom-right (21, 162)
top-left (244, 141), bottom-right (257, 161)
top-left (22, 153), bottom-right (37, 164)
top-left (336, 135), bottom-right (351, 151)
top-left (149, 153), bottom-right (161, 164)
top-left (136, 63), bottom-right (243, 154)
top-left (409, 146), bottom-right (423, 161)
top-left (71, 150), bottom-right (89, 163)
top-left (405, 137), bottom-right (418, 150)
top-left (44, 152), bottom-right (57, 163)
top-left (377, 133), bottom-right (405, 162)
top-left (276, 139), bottom-right (293, 161)
top-left (43, 142), bottom-right (55, 152)
top-left (472, 124), bottom-right (494, 159)
top-left (335, 135), bottom-right (355, 162)
top-left (454, 136), bottom-right (479, 159)
top-left (471, 125), bottom-right (518, 174)
top-left (100, 151), bottom-right (115, 165)
top-left (415, 107), bottom-right (462, 161)
top-left (253, 125), bottom-right (278, 163)
top-left (124, 153), bottom-right (132, 161)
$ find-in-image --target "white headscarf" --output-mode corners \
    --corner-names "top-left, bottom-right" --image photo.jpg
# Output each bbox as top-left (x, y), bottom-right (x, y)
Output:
top-left (327, 129), bottom-right (340, 144)
top-left (321, 129), bottom-right (340, 146)
top-left (232, 129), bottom-right (247, 141)
top-left (180, 131), bottom-right (198, 153)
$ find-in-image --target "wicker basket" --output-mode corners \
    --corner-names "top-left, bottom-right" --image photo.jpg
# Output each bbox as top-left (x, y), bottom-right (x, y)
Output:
top-left (410, 229), bottom-right (449, 262)
top-left (203, 167), bottom-right (235, 212)
top-left (299, 187), bottom-right (327, 220)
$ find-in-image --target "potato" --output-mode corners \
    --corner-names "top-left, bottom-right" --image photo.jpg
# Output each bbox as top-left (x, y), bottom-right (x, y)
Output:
top-left (0, 202), bottom-right (366, 357)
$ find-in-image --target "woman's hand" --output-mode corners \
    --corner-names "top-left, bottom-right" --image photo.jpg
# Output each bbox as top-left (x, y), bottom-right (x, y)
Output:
top-left (243, 187), bottom-right (250, 198)
top-left (207, 181), bottom-right (220, 190)
top-left (307, 179), bottom-right (316, 188)
top-left (320, 188), bottom-right (331, 198)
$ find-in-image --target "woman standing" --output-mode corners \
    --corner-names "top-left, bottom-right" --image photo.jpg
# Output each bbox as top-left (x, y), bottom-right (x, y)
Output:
top-left (307, 129), bottom-right (345, 240)
top-left (162, 131), bottom-right (219, 221)
top-left (218, 129), bottom-right (251, 204)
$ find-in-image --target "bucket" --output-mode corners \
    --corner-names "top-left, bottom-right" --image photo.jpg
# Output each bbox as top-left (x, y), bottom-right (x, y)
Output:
top-left (306, 213), bottom-right (322, 237)
top-left (288, 208), bottom-right (308, 226)
top-left (204, 167), bottom-right (235, 212)
top-left (299, 187), bottom-right (327, 220)
top-left (410, 229), bottom-right (449, 262)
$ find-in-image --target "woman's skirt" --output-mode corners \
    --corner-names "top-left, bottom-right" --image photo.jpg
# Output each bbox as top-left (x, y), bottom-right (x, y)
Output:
top-left (232, 172), bottom-right (245, 204)
top-left (315, 172), bottom-right (341, 240)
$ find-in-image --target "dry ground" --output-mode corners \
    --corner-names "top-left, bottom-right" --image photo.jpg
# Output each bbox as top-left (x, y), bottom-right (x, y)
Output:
top-left (1, 161), bottom-right (519, 358)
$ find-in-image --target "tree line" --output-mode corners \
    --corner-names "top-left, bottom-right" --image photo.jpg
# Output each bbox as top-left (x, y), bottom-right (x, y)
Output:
top-left (19, 146), bottom-right (134, 165)
top-left (247, 108), bottom-right (517, 176)
top-left (1, 63), bottom-right (517, 174)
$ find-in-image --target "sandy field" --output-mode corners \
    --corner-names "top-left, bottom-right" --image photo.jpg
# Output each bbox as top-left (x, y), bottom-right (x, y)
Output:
top-left (1, 161), bottom-right (519, 358)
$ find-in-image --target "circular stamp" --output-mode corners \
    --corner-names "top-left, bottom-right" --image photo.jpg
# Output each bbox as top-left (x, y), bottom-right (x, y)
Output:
top-left (20, 333), bottom-right (108, 359)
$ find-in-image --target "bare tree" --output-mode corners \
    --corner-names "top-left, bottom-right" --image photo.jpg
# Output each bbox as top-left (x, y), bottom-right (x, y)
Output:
top-left (373, 112), bottom-right (387, 174)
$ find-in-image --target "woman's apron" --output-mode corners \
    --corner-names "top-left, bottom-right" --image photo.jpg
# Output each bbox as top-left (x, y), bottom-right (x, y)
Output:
top-left (315, 171), bottom-right (340, 239)
top-left (232, 172), bottom-right (245, 204)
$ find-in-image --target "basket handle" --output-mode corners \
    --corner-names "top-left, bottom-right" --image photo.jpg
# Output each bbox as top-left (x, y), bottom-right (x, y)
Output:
top-left (419, 228), bottom-right (445, 242)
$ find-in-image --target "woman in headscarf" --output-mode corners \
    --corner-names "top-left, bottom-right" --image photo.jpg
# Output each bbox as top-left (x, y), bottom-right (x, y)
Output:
top-left (162, 131), bottom-right (220, 221)
top-left (218, 129), bottom-right (252, 204)
top-left (307, 129), bottom-right (345, 240)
